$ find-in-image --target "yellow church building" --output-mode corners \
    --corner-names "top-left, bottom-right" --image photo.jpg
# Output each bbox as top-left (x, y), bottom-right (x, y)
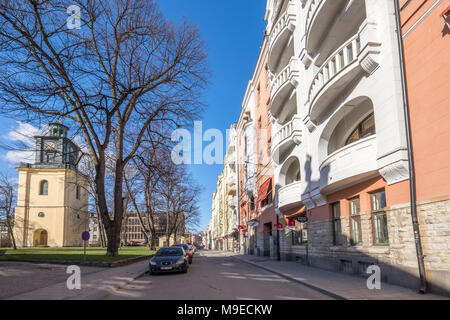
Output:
top-left (14, 123), bottom-right (89, 247)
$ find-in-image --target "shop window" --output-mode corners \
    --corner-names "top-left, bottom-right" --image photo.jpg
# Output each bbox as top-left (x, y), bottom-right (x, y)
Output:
top-left (371, 190), bottom-right (388, 244)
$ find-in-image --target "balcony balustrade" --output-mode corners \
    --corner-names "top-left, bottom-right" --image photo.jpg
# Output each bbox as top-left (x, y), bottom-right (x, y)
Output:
top-left (271, 116), bottom-right (302, 165)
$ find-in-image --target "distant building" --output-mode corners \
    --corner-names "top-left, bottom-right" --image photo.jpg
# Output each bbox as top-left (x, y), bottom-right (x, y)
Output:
top-left (88, 212), bottom-right (102, 246)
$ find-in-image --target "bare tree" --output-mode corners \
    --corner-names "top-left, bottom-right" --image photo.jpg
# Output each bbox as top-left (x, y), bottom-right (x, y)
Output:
top-left (0, 0), bottom-right (207, 256)
top-left (0, 173), bottom-right (17, 250)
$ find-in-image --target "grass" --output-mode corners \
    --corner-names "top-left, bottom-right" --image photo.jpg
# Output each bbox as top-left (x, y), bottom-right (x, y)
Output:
top-left (0, 246), bottom-right (156, 263)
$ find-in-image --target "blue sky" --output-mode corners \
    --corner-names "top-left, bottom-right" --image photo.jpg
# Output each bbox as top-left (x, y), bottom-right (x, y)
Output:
top-left (0, 0), bottom-right (267, 232)
top-left (156, 0), bottom-right (267, 231)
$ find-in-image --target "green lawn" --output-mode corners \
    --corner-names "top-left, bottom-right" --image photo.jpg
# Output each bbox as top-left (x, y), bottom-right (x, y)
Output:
top-left (0, 246), bottom-right (155, 263)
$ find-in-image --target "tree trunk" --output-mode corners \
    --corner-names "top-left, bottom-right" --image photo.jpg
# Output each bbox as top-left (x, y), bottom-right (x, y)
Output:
top-left (6, 217), bottom-right (16, 250)
top-left (106, 225), bottom-right (121, 257)
top-left (108, 160), bottom-right (125, 256)
top-left (150, 230), bottom-right (157, 250)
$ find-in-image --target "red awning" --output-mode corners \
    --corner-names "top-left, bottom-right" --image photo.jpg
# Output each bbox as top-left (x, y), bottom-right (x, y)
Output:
top-left (256, 178), bottom-right (272, 202)
top-left (441, 5), bottom-right (450, 17)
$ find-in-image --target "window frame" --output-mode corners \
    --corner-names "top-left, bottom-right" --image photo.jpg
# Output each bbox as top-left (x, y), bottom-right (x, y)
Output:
top-left (39, 180), bottom-right (48, 195)
top-left (331, 202), bottom-right (342, 246)
top-left (345, 113), bottom-right (376, 147)
top-left (348, 196), bottom-right (362, 246)
top-left (370, 189), bottom-right (389, 245)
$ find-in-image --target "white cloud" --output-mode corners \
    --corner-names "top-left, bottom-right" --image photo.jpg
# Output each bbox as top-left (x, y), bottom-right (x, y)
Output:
top-left (2, 121), bottom-right (46, 165)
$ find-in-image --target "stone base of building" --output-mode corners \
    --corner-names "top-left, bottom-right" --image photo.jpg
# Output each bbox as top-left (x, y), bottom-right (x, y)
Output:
top-left (279, 197), bottom-right (450, 296)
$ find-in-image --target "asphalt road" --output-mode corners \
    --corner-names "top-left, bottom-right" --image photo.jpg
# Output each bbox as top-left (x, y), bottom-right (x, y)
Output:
top-left (103, 250), bottom-right (334, 300)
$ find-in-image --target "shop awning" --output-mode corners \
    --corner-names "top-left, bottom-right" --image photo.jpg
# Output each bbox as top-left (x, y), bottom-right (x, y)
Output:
top-left (441, 5), bottom-right (450, 17)
top-left (256, 178), bottom-right (272, 202)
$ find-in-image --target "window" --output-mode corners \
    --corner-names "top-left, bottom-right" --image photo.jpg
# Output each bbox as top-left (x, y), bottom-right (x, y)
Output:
top-left (371, 190), bottom-right (388, 244)
top-left (292, 220), bottom-right (308, 245)
top-left (39, 180), bottom-right (48, 195)
top-left (345, 113), bottom-right (376, 146)
top-left (349, 197), bottom-right (362, 245)
top-left (76, 185), bottom-right (80, 199)
top-left (261, 181), bottom-right (273, 208)
top-left (332, 202), bottom-right (342, 245)
top-left (250, 195), bottom-right (255, 212)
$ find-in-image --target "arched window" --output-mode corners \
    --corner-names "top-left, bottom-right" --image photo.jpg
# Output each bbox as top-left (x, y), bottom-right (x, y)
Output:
top-left (39, 180), bottom-right (48, 195)
top-left (345, 113), bottom-right (376, 146)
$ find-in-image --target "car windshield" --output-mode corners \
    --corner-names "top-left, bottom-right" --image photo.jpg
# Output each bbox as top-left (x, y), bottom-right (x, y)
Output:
top-left (172, 244), bottom-right (189, 251)
top-left (156, 248), bottom-right (183, 256)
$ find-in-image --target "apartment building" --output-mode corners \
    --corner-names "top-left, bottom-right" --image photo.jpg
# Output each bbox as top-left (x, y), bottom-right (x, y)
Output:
top-left (209, 0), bottom-right (449, 294)
top-left (237, 70), bottom-right (259, 255)
top-left (398, 0), bottom-right (450, 294)
top-left (210, 124), bottom-right (240, 252)
top-left (264, 0), bottom-right (450, 294)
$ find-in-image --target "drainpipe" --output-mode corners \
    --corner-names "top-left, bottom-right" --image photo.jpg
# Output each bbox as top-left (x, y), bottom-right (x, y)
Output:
top-left (394, 0), bottom-right (427, 294)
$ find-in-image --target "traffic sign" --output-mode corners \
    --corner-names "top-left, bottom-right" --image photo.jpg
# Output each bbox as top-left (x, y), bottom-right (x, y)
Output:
top-left (82, 231), bottom-right (90, 241)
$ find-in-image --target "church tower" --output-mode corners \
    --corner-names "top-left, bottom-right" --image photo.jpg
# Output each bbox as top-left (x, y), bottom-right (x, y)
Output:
top-left (14, 123), bottom-right (89, 247)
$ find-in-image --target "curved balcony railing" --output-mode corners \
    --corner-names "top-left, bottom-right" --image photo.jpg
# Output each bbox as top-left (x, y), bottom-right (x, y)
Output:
top-left (270, 57), bottom-right (299, 119)
top-left (319, 135), bottom-right (378, 194)
top-left (268, 4), bottom-right (297, 72)
top-left (226, 152), bottom-right (236, 166)
top-left (305, 0), bottom-right (324, 35)
top-left (278, 181), bottom-right (307, 212)
top-left (228, 195), bottom-right (237, 208)
top-left (307, 34), bottom-right (361, 121)
top-left (272, 116), bottom-right (302, 165)
top-left (304, 0), bottom-right (348, 56)
top-left (227, 173), bottom-right (237, 188)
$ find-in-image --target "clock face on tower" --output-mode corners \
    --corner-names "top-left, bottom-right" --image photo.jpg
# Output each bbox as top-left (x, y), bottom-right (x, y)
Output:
top-left (44, 140), bottom-right (57, 163)
top-left (44, 141), bottom-right (56, 151)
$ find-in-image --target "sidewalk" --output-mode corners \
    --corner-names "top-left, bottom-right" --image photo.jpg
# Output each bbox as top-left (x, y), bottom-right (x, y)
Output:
top-left (232, 254), bottom-right (448, 300)
top-left (7, 260), bottom-right (148, 300)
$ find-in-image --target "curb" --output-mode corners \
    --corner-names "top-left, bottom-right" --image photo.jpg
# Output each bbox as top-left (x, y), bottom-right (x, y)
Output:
top-left (0, 255), bottom-right (153, 268)
top-left (233, 256), bottom-right (347, 300)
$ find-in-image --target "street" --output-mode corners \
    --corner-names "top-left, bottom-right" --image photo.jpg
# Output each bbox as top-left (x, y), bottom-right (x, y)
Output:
top-left (103, 251), bottom-right (333, 300)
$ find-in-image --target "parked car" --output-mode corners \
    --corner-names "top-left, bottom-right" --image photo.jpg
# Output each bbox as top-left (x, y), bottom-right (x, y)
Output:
top-left (149, 247), bottom-right (189, 274)
top-left (171, 244), bottom-right (193, 264)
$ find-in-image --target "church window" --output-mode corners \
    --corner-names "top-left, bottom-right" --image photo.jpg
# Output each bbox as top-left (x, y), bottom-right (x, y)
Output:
top-left (39, 180), bottom-right (48, 195)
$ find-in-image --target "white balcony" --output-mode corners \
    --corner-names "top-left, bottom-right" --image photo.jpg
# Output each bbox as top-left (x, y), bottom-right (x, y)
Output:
top-left (270, 57), bottom-right (299, 121)
top-left (227, 173), bottom-right (237, 191)
top-left (226, 152), bottom-right (236, 167)
top-left (305, 0), bottom-right (367, 61)
top-left (319, 135), bottom-right (378, 194)
top-left (306, 21), bottom-right (381, 126)
top-left (278, 181), bottom-right (308, 212)
top-left (272, 116), bottom-right (302, 165)
top-left (268, 2), bottom-right (297, 72)
top-left (228, 196), bottom-right (237, 208)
